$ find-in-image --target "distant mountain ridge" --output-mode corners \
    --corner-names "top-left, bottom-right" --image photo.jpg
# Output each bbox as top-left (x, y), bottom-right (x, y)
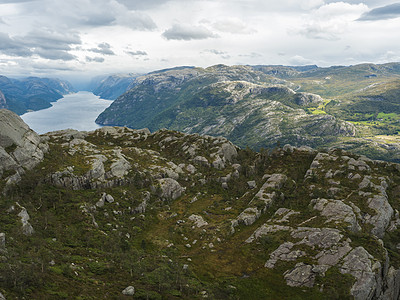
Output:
top-left (0, 76), bottom-right (75, 115)
top-left (91, 73), bottom-right (140, 100)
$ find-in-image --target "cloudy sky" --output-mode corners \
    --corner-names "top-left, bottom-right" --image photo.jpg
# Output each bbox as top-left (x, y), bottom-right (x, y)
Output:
top-left (0, 0), bottom-right (400, 82)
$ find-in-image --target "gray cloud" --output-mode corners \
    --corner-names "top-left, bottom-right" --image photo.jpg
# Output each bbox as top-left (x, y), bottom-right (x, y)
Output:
top-left (79, 14), bottom-right (116, 27)
top-left (34, 49), bottom-right (76, 60)
top-left (202, 49), bottom-right (230, 59)
top-left (358, 3), bottom-right (400, 21)
top-left (126, 50), bottom-right (148, 56)
top-left (0, 0), bottom-right (39, 2)
top-left (239, 52), bottom-right (262, 58)
top-left (297, 26), bottom-right (340, 41)
top-left (115, 0), bottom-right (170, 10)
top-left (117, 11), bottom-right (157, 30)
top-left (86, 56), bottom-right (105, 63)
top-left (162, 24), bottom-right (218, 40)
top-left (17, 0), bottom-right (156, 31)
top-left (0, 33), bottom-right (32, 57)
top-left (31, 61), bottom-right (78, 71)
top-left (20, 29), bottom-right (81, 50)
top-left (203, 49), bottom-right (223, 55)
top-left (0, 30), bottom-right (80, 61)
top-left (88, 43), bottom-right (115, 55)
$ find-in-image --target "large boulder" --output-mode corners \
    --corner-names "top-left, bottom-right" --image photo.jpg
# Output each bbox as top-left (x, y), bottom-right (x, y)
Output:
top-left (0, 109), bottom-right (48, 184)
top-left (157, 178), bottom-right (184, 200)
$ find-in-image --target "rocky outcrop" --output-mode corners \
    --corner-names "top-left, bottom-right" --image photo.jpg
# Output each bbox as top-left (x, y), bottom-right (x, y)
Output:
top-left (0, 232), bottom-right (5, 250)
top-left (157, 178), bottom-right (184, 201)
top-left (0, 109), bottom-right (48, 187)
top-left (2, 114), bottom-right (400, 299)
top-left (232, 173), bottom-right (287, 230)
top-left (0, 90), bottom-right (6, 109)
top-left (294, 92), bottom-right (323, 106)
top-left (17, 204), bottom-right (34, 236)
top-left (122, 286), bottom-right (135, 296)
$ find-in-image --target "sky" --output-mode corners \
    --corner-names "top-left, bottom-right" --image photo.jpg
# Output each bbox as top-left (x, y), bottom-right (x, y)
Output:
top-left (0, 0), bottom-right (400, 84)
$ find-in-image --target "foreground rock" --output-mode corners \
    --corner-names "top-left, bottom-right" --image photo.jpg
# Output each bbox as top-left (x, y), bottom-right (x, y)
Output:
top-left (1, 116), bottom-right (400, 299)
top-left (0, 109), bottom-right (48, 186)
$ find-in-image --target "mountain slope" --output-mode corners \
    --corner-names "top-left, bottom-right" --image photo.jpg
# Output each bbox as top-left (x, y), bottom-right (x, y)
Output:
top-left (1, 109), bottom-right (400, 299)
top-left (96, 65), bottom-right (354, 150)
top-left (92, 73), bottom-right (139, 100)
top-left (0, 76), bottom-right (75, 115)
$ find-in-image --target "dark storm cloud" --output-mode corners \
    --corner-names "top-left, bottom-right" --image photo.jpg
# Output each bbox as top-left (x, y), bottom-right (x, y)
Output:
top-left (88, 43), bottom-right (115, 55)
top-left (162, 24), bottom-right (218, 40)
top-left (358, 3), bottom-right (400, 21)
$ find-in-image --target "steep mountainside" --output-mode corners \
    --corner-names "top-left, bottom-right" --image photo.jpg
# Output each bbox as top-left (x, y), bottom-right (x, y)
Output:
top-left (92, 73), bottom-right (139, 100)
top-left (2, 109), bottom-right (400, 299)
top-left (96, 65), bottom-right (354, 150)
top-left (96, 64), bottom-right (400, 162)
top-left (0, 76), bottom-right (75, 115)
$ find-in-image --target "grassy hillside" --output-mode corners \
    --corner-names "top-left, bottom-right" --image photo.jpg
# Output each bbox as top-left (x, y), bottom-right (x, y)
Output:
top-left (1, 125), bottom-right (400, 299)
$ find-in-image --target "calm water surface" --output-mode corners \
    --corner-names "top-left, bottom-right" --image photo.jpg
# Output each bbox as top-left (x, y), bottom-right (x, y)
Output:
top-left (21, 92), bottom-right (113, 134)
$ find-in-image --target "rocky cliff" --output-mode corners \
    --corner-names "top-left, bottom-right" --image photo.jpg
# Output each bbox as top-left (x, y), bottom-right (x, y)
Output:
top-left (1, 109), bottom-right (400, 299)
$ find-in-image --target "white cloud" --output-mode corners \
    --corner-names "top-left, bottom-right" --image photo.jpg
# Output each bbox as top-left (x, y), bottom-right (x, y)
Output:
top-left (294, 2), bottom-right (369, 40)
top-left (162, 24), bottom-right (218, 40)
top-left (288, 55), bottom-right (314, 65)
top-left (0, 0), bottom-right (399, 77)
top-left (209, 17), bottom-right (256, 34)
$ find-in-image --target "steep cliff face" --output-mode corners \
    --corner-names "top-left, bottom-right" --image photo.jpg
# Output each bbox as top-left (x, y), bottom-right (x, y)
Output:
top-left (1, 110), bottom-right (400, 299)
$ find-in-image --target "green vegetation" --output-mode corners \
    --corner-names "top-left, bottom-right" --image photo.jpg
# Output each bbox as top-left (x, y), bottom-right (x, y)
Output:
top-left (95, 63), bottom-right (400, 162)
top-left (1, 126), bottom-right (399, 299)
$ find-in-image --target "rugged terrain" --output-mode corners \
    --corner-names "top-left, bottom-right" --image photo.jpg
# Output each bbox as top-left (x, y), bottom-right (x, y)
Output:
top-left (2, 108), bottom-right (400, 299)
top-left (95, 63), bottom-right (400, 162)
top-left (0, 76), bottom-right (75, 115)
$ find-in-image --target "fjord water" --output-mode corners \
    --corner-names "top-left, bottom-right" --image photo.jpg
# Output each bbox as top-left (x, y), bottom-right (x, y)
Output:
top-left (21, 91), bottom-right (113, 134)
